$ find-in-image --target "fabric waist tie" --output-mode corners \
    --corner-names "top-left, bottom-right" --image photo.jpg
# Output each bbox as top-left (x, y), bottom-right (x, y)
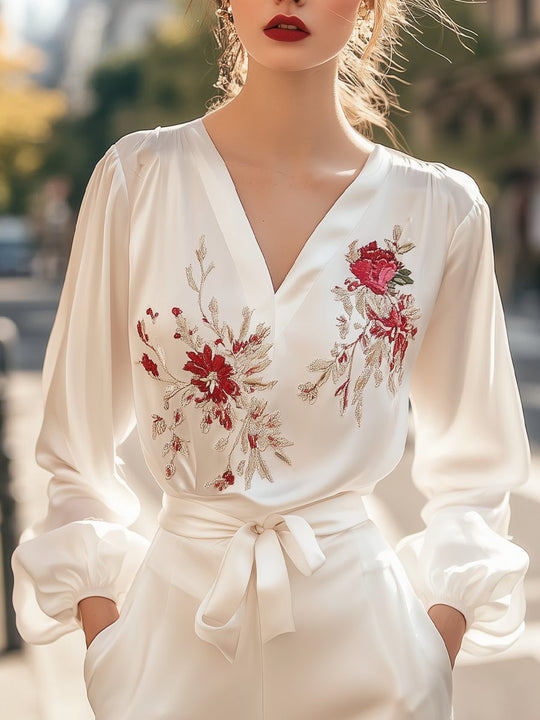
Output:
top-left (157, 491), bottom-right (370, 664)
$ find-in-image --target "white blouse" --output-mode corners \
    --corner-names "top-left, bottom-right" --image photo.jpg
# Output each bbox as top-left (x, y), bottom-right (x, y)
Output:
top-left (11, 116), bottom-right (530, 658)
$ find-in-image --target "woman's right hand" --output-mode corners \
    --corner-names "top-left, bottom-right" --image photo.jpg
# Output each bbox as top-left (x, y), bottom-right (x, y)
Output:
top-left (78, 596), bottom-right (119, 648)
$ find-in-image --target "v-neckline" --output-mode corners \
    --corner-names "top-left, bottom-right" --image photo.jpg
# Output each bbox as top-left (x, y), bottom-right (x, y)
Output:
top-left (184, 115), bottom-right (392, 335)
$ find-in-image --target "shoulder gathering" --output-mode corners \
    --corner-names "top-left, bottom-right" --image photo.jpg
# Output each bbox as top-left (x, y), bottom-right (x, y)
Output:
top-left (382, 143), bottom-right (484, 232)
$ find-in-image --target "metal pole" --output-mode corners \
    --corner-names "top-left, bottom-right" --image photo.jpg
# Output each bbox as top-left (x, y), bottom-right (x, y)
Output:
top-left (0, 316), bottom-right (21, 651)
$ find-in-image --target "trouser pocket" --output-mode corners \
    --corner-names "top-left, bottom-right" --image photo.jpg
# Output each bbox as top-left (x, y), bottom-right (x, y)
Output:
top-left (83, 561), bottom-right (146, 688)
top-left (359, 526), bottom-right (454, 719)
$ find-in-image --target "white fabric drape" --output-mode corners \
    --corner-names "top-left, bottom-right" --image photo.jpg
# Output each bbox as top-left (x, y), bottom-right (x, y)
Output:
top-left (396, 191), bottom-right (530, 654)
top-left (11, 146), bottom-right (150, 643)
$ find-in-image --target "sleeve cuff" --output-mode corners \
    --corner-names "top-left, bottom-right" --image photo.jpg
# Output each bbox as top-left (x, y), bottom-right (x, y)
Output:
top-left (11, 519), bottom-right (150, 644)
top-left (394, 508), bottom-right (530, 656)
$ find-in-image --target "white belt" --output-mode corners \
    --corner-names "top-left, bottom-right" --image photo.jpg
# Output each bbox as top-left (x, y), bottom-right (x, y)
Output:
top-left (157, 492), bottom-right (370, 664)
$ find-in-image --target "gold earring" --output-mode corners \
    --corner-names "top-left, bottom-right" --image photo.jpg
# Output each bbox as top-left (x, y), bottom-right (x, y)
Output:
top-left (356, 1), bottom-right (374, 43)
top-left (215, 2), bottom-right (234, 22)
top-left (358, 1), bottom-right (369, 18)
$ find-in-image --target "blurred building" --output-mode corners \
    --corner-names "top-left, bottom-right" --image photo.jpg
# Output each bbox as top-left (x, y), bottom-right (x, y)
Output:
top-left (8, 0), bottom-right (176, 112)
top-left (486, 0), bottom-right (540, 148)
top-left (58, 0), bottom-right (174, 114)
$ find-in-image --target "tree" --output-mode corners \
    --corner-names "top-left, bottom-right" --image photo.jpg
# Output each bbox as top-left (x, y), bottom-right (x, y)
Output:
top-left (0, 14), bottom-right (66, 213)
top-left (386, 1), bottom-right (505, 182)
top-left (43, 3), bottom-right (219, 207)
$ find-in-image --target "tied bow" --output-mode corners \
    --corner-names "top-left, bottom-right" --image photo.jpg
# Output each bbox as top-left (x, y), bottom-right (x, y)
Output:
top-left (194, 512), bottom-right (326, 663)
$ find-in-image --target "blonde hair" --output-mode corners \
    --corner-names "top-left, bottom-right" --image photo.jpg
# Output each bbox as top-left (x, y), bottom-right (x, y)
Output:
top-left (194, 1), bottom-right (473, 146)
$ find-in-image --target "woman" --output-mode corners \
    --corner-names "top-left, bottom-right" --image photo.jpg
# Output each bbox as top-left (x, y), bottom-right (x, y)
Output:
top-left (11, 1), bottom-right (531, 718)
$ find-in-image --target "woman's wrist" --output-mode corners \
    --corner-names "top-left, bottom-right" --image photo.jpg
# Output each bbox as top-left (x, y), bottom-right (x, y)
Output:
top-left (78, 596), bottom-right (119, 648)
top-left (427, 603), bottom-right (467, 668)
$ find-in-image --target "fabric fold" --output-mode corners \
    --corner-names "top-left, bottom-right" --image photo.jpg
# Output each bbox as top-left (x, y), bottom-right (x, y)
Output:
top-left (12, 520), bottom-right (150, 644)
top-left (397, 189), bottom-right (531, 656)
top-left (158, 492), bottom-right (368, 663)
top-left (11, 142), bottom-right (147, 644)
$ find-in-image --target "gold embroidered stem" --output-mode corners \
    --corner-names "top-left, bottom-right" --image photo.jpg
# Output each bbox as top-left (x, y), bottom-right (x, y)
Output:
top-left (137, 235), bottom-right (293, 491)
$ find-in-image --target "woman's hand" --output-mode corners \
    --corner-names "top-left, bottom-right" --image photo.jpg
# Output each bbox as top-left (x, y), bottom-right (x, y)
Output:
top-left (427, 603), bottom-right (467, 669)
top-left (78, 596), bottom-right (119, 649)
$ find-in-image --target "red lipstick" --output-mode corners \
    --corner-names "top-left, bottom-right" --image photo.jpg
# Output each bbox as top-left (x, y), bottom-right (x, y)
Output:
top-left (263, 14), bottom-right (310, 43)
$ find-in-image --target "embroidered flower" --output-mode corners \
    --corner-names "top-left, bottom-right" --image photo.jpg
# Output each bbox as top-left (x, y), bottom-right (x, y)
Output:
top-left (141, 353), bottom-right (159, 377)
top-left (349, 241), bottom-right (402, 295)
top-left (151, 414), bottom-right (167, 439)
top-left (298, 224), bottom-right (421, 426)
top-left (367, 294), bottom-right (419, 371)
top-left (214, 468), bottom-right (235, 492)
top-left (184, 344), bottom-right (240, 404)
top-left (136, 235), bottom-right (293, 491)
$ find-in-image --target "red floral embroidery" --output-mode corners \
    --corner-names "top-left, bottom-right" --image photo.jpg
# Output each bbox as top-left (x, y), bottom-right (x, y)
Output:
top-left (184, 344), bottom-right (241, 405)
top-left (136, 235), bottom-right (293, 491)
top-left (367, 295), bottom-right (418, 371)
top-left (141, 353), bottom-right (159, 377)
top-left (349, 241), bottom-right (402, 295)
top-left (298, 224), bottom-right (421, 426)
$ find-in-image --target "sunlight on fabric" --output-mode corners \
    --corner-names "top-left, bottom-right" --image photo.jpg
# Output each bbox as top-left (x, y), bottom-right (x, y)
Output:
top-left (455, 622), bottom-right (540, 665)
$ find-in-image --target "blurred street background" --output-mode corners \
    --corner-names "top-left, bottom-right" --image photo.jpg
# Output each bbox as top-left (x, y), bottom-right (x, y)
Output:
top-left (0, 0), bottom-right (539, 718)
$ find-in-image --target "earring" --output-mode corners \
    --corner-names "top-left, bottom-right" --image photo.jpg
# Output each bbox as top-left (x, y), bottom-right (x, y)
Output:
top-left (215, 2), bottom-right (234, 23)
top-left (356, 1), bottom-right (374, 43)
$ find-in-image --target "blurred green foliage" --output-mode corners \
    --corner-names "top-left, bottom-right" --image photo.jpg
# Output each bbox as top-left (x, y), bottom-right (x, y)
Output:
top-left (43, 5), bottom-right (219, 207)
top-left (388, 1), bottom-right (533, 186)
top-left (0, 17), bottom-right (66, 213)
top-left (382, 1), bottom-right (500, 143)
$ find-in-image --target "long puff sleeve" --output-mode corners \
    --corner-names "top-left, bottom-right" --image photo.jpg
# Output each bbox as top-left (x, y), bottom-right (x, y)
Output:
top-left (395, 185), bottom-right (531, 656)
top-left (11, 144), bottom-right (150, 644)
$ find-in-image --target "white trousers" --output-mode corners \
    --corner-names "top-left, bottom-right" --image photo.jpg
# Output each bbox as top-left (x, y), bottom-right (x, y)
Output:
top-left (83, 496), bottom-right (454, 719)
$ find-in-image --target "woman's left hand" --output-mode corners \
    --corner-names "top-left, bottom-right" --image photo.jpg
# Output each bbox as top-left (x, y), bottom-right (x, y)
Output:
top-left (427, 603), bottom-right (467, 669)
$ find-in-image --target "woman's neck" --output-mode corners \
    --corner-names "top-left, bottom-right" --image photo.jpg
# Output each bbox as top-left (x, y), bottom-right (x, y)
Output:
top-left (204, 56), bottom-right (373, 175)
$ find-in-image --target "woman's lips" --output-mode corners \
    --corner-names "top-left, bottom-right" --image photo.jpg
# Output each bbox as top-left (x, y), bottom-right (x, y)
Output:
top-left (263, 14), bottom-right (310, 41)
top-left (263, 27), bottom-right (310, 42)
